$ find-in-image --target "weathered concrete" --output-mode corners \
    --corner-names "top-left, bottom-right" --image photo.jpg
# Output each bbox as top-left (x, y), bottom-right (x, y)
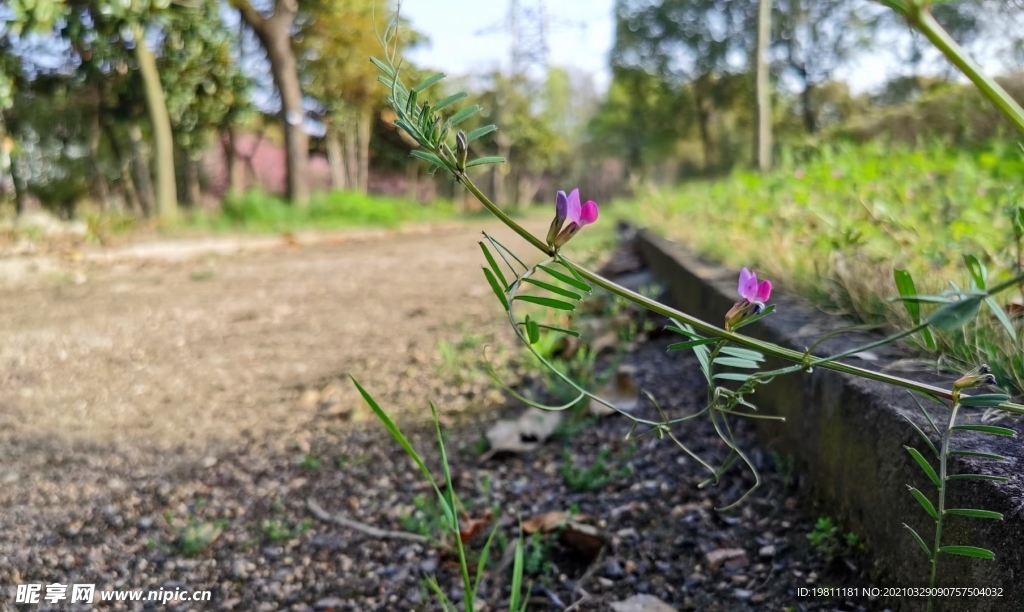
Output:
top-left (635, 229), bottom-right (1023, 612)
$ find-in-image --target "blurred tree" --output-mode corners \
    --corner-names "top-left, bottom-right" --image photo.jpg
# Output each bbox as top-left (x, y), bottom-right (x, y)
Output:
top-left (230, 0), bottom-right (309, 206)
top-left (158, 2), bottom-right (251, 206)
top-left (612, 0), bottom-right (758, 169)
top-left (589, 67), bottom-right (688, 180)
top-left (755, 0), bottom-right (772, 170)
top-left (774, 0), bottom-right (879, 134)
top-left (299, 0), bottom-right (393, 193)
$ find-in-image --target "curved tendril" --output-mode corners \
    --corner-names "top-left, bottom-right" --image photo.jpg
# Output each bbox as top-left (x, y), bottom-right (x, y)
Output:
top-left (503, 258), bottom-right (664, 425)
top-left (715, 415), bottom-right (761, 511)
top-left (483, 232), bottom-right (529, 272)
top-left (483, 357), bottom-right (585, 412)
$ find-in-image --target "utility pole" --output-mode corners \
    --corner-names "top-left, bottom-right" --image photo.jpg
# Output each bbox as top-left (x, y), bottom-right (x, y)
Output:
top-left (755, 0), bottom-right (773, 172)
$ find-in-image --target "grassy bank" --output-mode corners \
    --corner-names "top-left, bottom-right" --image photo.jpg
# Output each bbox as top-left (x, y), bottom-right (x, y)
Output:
top-left (621, 141), bottom-right (1024, 395)
top-left (177, 189), bottom-right (463, 233)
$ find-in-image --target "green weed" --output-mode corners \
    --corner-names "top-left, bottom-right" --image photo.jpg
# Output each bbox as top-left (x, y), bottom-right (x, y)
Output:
top-left (560, 447), bottom-right (633, 492)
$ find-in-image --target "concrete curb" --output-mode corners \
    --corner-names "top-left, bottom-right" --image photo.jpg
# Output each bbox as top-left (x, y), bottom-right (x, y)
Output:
top-left (634, 229), bottom-right (1023, 612)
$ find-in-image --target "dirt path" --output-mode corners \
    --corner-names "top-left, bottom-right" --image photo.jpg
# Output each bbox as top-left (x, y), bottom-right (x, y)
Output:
top-left (0, 220), bottom-right (540, 455)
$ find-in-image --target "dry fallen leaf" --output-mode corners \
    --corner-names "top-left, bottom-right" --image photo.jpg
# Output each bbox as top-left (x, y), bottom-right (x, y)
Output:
top-left (705, 547), bottom-right (749, 572)
top-left (609, 594), bottom-right (679, 612)
top-left (459, 509), bottom-right (493, 543)
top-left (522, 510), bottom-right (595, 534)
top-left (482, 408), bottom-right (563, 457)
top-left (590, 364), bottom-right (640, 417)
top-left (522, 510), bottom-right (605, 562)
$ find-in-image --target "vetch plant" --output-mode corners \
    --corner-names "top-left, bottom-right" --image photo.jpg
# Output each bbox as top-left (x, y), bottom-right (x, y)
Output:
top-left (353, 2), bottom-right (1024, 609)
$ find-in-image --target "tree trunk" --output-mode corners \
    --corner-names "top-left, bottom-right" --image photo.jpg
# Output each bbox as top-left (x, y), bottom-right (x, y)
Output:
top-left (221, 126), bottom-right (247, 194)
top-left (102, 119), bottom-right (140, 214)
top-left (325, 126), bottom-right (346, 190)
top-left (405, 159), bottom-right (417, 201)
top-left (344, 122), bottom-right (358, 191)
top-left (233, 0), bottom-right (309, 206)
top-left (800, 77), bottom-right (817, 134)
top-left (693, 83), bottom-right (714, 171)
top-left (356, 109), bottom-right (371, 194)
top-left (127, 120), bottom-right (155, 218)
top-left (754, 0), bottom-right (773, 172)
top-left (133, 25), bottom-right (177, 220)
top-left (493, 132), bottom-right (511, 206)
top-left (9, 145), bottom-right (27, 217)
top-left (185, 154), bottom-right (202, 206)
top-left (88, 102), bottom-right (111, 210)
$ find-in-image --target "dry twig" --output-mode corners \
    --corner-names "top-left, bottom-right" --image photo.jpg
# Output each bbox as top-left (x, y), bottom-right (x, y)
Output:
top-left (306, 498), bottom-right (430, 544)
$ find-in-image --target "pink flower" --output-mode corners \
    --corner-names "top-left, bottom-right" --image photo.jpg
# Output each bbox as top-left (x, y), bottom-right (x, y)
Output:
top-left (548, 188), bottom-right (599, 249)
top-left (726, 268), bottom-right (772, 331)
top-left (737, 267), bottom-right (772, 303)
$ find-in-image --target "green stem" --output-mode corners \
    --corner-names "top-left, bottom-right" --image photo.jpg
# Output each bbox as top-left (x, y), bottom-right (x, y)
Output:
top-left (929, 400), bottom-right (961, 608)
top-left (906, 6), bottom-right (1024, 136)
top-left (807, 323), bottom-right (927, 368)
top-left (567, 260), bottom-right (1024, 414)
top-left (458, 172), bottom-right (553, 256)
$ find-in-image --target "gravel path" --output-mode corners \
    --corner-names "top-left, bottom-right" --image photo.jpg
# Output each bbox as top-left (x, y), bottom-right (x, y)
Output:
top-left (0, 221), bottom-right (539, 453)
top-left (0, 223), bottom-right (874, 611)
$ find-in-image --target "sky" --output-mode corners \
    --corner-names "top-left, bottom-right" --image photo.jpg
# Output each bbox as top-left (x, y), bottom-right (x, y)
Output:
top-left (399, 0), bottom-right (1016, 97)
top-left (400, 0), bottom-right (616, 90)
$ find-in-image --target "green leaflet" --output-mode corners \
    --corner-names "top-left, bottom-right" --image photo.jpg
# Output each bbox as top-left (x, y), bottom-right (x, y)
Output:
top-left (713, 357), bottom-right (761, 369)
top-left (668, 338), bottom-right (719, 351)
top-left (537, 264), bottom-right (591, 292)
top-left (958, 394), bottom-right (1011, 407)
top-left (719, 346), bottom-right (765, 361)
top-left (900, 414), bottom-right (938, 458)
top-left (945, 508), bottom-right (1003, 520)
top-left (893, 269), bottom-right (936, 349)
top-left (465, 156), bottom-right (506, 168)
top-left (903, 523), bottom-right (931, 558)
top-left (939, 546), bottom-right (995, 560)
top-left (412, 72), bottom-right (445, 93)
top-left (927, 296), bottom-right (983, 331)
top-left (432, 92), bottom-right (468, 112)
top-left (905, 446), bottom-right (940, 488)
top-left (479, 242), bottom-right (508, 289)
top-left (483, 268), bottom-right (509, 311)
top-left (951, 424), bottom-right (1016, 437)
top-left (713, 372), bottom-right (753, 382)
top-left (514, 295), bottom-right (575, 311)
top-left (522, 277), bottom-right (582, 301)
top-left (907, 485), bottom-right (938, 519)
top-left (525, 315), bottom-right (540, 344)
top-left (466, 125), bottom-right (498, 142)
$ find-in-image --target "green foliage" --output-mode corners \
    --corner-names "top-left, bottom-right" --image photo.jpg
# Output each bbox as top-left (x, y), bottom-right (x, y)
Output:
top-left (524, 532), bottom-right (555, 578)
top-left (353, 379), bottom-right (531, 612)
top-left (399, 493), bottom-right (449, 539)
top-left (174, 498), bottom-right (228, 557)
top-left (176, 189), bottom-right (460, 233)
top-left (807, 517), bottom-right (863, 563)
top-left (560, 448), bottom-right (633, 492)
top-left (260, 518), bottom-right (312, 543)
top-left (299, 454), bottom-right (322, 470)
top-left (628, 141), bottom-right (1024, 393)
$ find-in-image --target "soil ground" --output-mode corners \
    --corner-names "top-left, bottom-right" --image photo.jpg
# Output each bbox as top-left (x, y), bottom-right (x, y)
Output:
top-left (0, 222), bottom-right (877, 611)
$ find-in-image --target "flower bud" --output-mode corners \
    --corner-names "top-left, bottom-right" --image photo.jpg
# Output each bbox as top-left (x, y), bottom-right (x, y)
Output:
top-left (547, 190), bottom-right (569, 247)
top-left (954, 365), bottom-right (996, 391)
top-left (456, 130), bottom-right (468, 172)
top-left (724, 299), bottom-right (764, 331)
top-left (553, 221), bottom-right (581, 249)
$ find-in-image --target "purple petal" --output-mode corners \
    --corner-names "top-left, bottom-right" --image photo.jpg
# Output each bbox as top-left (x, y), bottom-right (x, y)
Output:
top-left (738, 268), bottom-right (758, 301)
top-left (579, 200), bottom-right (599, 226)
top-left (756, 279), bottom-right (772, 303)
top-left (566, 188), bottom-right (581, 224)
top-left (555, 191), bottom-right (568, 218)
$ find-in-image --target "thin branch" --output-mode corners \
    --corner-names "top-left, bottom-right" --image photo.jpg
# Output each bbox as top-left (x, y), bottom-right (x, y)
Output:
top-left (307, 498), bottom-right (430, 544)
